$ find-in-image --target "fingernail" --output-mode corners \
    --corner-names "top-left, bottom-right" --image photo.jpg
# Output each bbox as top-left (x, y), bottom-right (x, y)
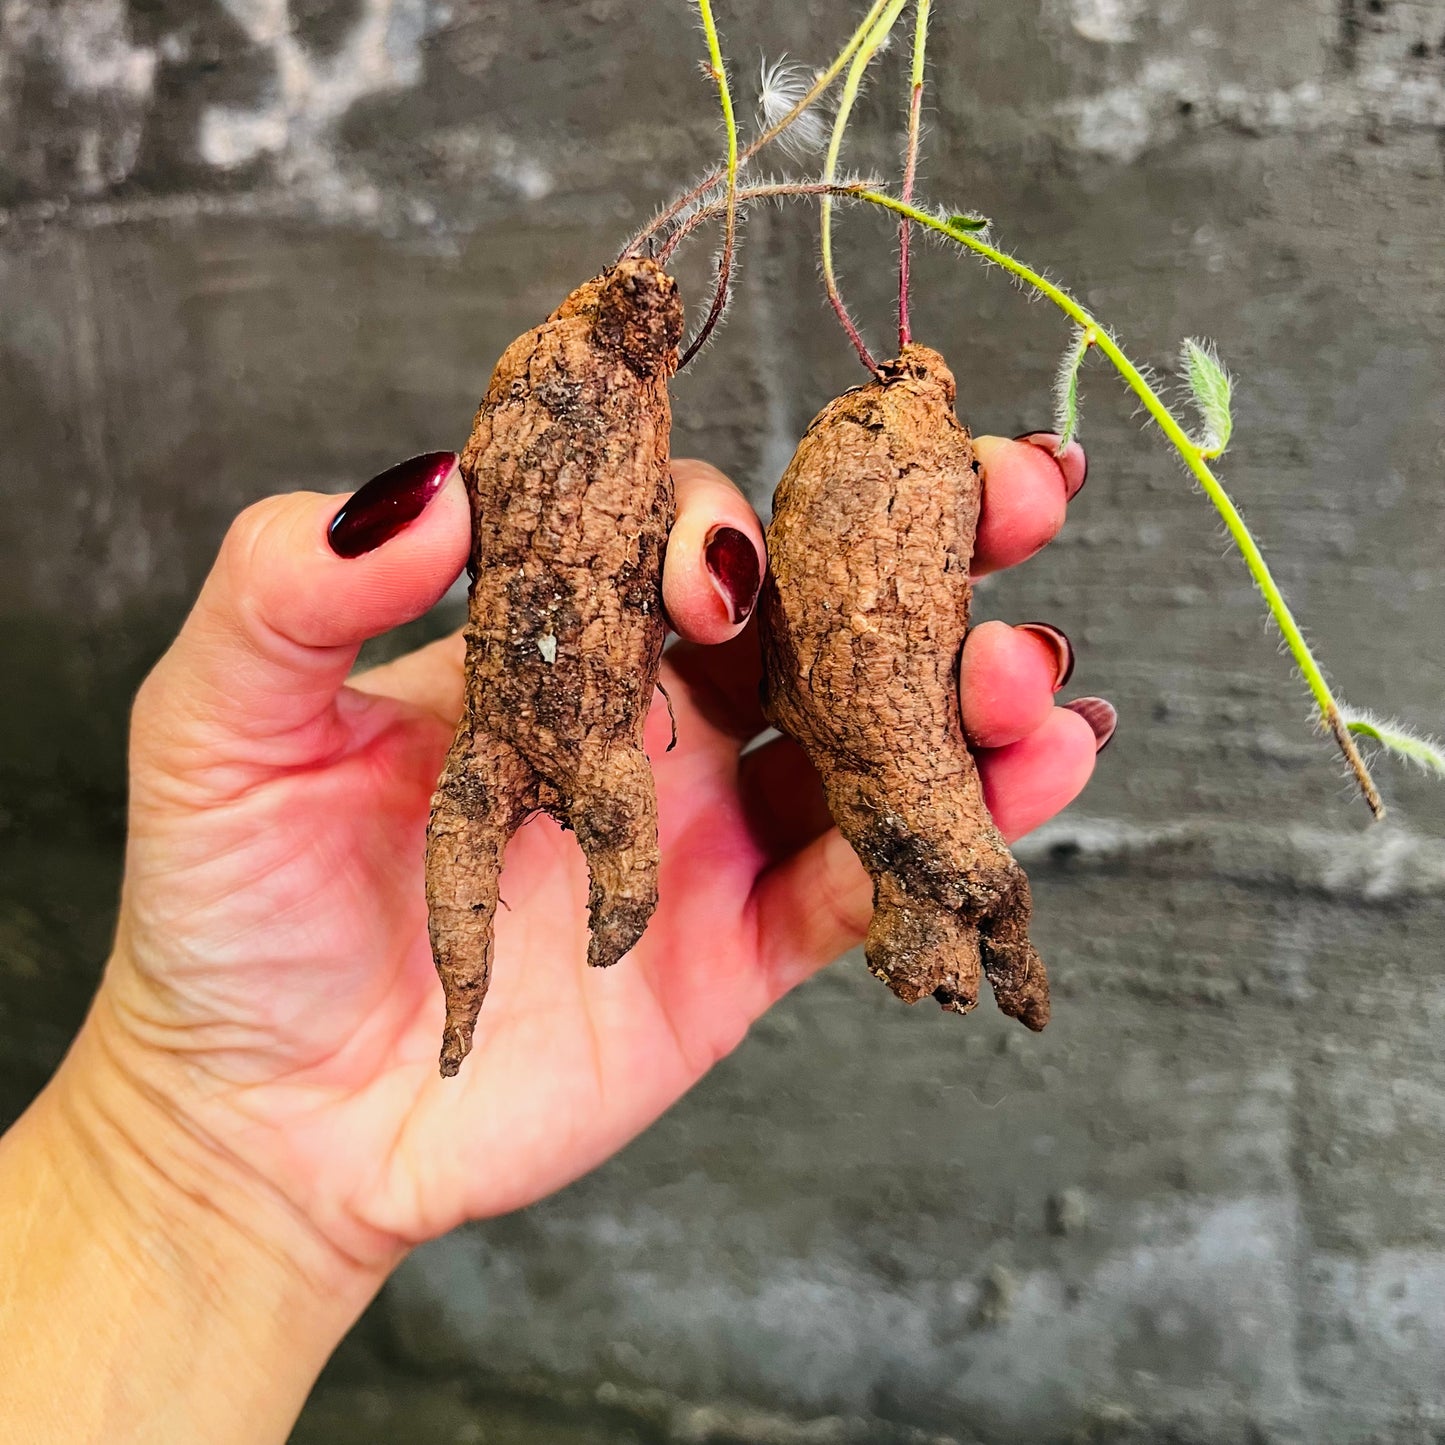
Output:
top-left (327, 451), bottom-right (457, 558)
top-left (1015, 432), bottom-right (1089, 499)
top-left (1017, 622), bottom-right (1075, 691)
top-left (1065, 696), bottom-right (1118, 752)
top-left (704, 525), bottom-right (762, 625)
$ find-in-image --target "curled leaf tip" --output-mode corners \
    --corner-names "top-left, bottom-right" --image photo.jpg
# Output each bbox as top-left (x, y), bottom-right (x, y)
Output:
top-left (1053, 326), bottom-right (1091, 451)
top-left (1181, 337), bottom-right (1234, 457)
top-left (1343, 709), bottom-right (1445, 779)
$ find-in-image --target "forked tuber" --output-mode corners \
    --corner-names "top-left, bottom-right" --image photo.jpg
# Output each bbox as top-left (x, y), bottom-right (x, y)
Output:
top-left (425, 258), bottom-right (684, 1077)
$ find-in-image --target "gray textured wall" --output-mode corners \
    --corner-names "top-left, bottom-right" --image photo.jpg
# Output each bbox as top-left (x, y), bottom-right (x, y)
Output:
top-left (3, 1), bottom-right (1445, 1441)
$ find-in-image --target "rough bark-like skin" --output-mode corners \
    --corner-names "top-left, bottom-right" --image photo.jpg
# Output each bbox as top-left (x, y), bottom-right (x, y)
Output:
top-left (426, 258), bottom-right (684, 1077)
top-left (760, 344), bottom-right (1050, 1030)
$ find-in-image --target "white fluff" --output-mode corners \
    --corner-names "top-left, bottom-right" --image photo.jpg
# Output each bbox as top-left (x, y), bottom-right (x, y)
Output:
top-left (757, 56), bottom-right (829, 160)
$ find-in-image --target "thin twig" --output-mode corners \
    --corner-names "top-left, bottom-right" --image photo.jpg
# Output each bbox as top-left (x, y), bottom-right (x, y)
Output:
top-left (820, 0), bottom-right (912, 376)
top-left (622, 0), bottom-right (892, 262)
top-left (679, 0), bottom-right (741, 368)
top-left (897, 0), bottom-right (931, 351)
top-left (657, 182), bottom-right (855, 269)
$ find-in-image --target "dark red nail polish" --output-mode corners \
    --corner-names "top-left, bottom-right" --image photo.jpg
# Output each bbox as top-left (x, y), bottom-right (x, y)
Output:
top-left (1065, 696), bottom-right (1118, 752)
top-left (1017, 622), bottom-right (1075, 690)
top-left (327, 451), bottom-right (457, 558)
top-left (704, 525), bottom-right (762, 625)
top-left (1015, 431), bottom-right (1088, 498)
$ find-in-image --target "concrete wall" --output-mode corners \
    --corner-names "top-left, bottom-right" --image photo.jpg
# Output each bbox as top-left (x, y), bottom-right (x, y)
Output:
top-left (2, 1), bottom-right (1444, 1440)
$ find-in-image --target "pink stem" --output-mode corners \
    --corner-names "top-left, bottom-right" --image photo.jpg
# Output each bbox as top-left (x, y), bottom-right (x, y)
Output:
top-left (898, 81), bottom-right (924, 352)
top-left (829, 286), bottom-right (881, 376)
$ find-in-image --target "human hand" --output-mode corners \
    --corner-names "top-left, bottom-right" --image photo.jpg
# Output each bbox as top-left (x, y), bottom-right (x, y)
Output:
top-left (65, 435), bottom-right (1105, 1284)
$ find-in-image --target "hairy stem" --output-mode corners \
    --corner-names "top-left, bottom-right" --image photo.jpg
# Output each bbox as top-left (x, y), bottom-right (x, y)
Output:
top-left (623, 0), bottom-right (892, 261)
top-left (821, 0), bottom-right (912, 375)
top-left (898, 0), bottom-right (931, 351)
top-left (658, 181), bottom-right (852, 267)
top-left (853, 190), bottom-right (1384, 818)
top-left (679, 0), bottom-right (741, 367)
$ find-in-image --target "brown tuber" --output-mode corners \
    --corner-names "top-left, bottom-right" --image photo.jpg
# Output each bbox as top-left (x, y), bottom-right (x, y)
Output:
top-left (425, 258), bottom-right (684, 1077)
top-left (760, 343), bottom-right (1051, 1030)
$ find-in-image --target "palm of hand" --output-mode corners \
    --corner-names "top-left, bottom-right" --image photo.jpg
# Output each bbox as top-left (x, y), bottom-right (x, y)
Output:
top-left (99, 439), bottom-right (1096, 1268)
top-left (116, 632), bottom-right (803, 1256)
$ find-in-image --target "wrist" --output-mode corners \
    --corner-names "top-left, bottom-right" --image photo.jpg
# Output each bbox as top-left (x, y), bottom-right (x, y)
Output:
top-left (0, 992), bottom-right (388, 1443)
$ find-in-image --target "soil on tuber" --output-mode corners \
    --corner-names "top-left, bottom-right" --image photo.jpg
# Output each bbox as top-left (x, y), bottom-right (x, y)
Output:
top-left (426, 258), bottom-right (684, 1077)
top-left (760, 343), bottom-right (1051, 1030)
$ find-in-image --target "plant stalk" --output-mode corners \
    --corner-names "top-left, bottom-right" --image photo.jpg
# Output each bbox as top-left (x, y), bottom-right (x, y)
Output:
top-left (898, 0), bottom-right (931, 351)
top-left (679, 0), bottom-right (742, 368)
top-left (657, 181), bottom-right (853, 266)
top-left (820, 0), bottom-right (912, 375)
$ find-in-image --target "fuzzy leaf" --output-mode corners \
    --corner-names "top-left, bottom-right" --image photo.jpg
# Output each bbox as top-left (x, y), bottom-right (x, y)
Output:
top-left (1054, 327), bottom-right (1090, 450)
top-left (1343, 710), bottom-right (1445, 778)
top-left (1182, 338), bottom-right (1234, 457)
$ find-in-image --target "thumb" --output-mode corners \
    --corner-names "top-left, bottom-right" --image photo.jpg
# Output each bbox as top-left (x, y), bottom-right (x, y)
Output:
top-left (135, 452), bottom-right (468, 779)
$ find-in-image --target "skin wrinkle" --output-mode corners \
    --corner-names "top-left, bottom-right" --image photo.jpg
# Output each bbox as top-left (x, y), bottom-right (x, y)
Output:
top-left (79, 1004), bottom-right (379, 1280)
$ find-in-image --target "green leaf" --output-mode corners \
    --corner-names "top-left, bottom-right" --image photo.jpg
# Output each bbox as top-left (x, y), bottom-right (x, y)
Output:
top-left (1182, 338), bottom-right (1234, 457)
top-left (1344, 710), bottom-right (1445, 778)
top-left (1053, 327), bottom-right (1091, 450)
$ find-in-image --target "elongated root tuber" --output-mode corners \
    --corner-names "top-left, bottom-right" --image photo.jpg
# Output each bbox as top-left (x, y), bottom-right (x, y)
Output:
top-left (426, 259), bottom-right (684, 1076)
top-left (760, 343), bottom-right (1050, 1030)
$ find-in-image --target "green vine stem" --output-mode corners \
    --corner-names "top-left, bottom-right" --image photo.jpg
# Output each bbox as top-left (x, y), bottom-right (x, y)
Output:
top-left (897, 0), bottom-right (932, 350)
top-left (678, 0), bottom-right (741, 367)
top-left (1343, 712), bottom-right (1445, 778)
top-left (853, 190), bottom-right (1385, 819)
top-left (655, 181), bottom-right (852, 264)
top-left (819, 0), bottom-right (913, 375)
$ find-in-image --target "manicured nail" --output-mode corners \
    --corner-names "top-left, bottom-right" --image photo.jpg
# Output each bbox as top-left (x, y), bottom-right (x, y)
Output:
top-left (327, 451), bottom-right (457, 558)
top-left (1065, 696), bottom-right (1118, 752)
top-left (704, 525), bottom-right (763, 625)
top-left (1017, 622), bottom-right (1075, 691)
top-left (1015, 432), bottom-right (1088, 499)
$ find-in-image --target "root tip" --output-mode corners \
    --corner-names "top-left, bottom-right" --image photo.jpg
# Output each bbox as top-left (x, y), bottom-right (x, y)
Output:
top-left (586, 894), bottom-right (655, 971)
top-left (438, 1024), bottom-right (473, 1079)
top-left (1009, 997), bottom-right (1051, 1033)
